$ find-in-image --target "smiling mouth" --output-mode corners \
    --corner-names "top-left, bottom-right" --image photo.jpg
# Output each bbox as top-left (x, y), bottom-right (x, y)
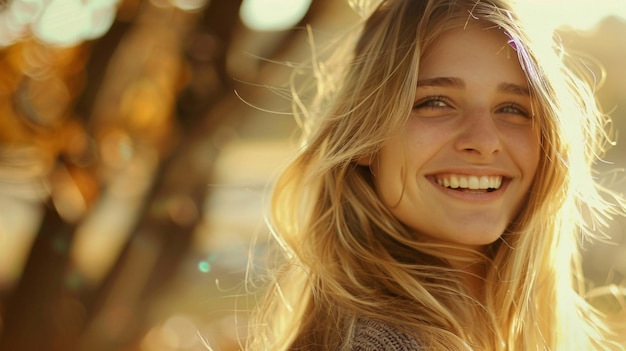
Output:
top-left (434, 174), bottom-right (503, 193)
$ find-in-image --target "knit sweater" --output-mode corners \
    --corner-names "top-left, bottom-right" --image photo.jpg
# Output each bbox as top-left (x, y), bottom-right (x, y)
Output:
top-left (349, 318), bottom-right (421, 351)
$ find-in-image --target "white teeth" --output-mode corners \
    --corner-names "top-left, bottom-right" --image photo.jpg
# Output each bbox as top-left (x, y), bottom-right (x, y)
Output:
top-left (459, 177), bottom-right (468, 188)
top-left (479, 176), bottom-right (489, 189)
top-left (435, 175), bottom-right (503, 190)
top-left (450, 176), bottom-right (459, 188)
top-left (468, 176), bottom-right (479, 189)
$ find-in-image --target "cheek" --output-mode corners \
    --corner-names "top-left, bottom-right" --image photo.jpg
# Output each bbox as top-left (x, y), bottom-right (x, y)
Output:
top-left (528, 131), bottom-right (542, 170)
top-left (512, 130), bottom-right (541, 179)
top-left (373, 146), bottom-right (407, 207)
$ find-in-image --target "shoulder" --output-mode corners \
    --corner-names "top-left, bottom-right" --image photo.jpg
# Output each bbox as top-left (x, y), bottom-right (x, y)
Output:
top-left (348, 318), bottom-right (421, 351)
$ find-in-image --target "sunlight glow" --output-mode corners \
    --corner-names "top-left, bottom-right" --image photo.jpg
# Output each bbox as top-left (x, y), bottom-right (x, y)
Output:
top-left (33, 0), bottom-right (118, 46)
top-left (515, 0), bottom-right (626, 32)
top-left (1, 0), bottom-right (623, 47)
top-left (239, 0), bottom-right (312, 32)
top-left (0, 0), bottom-right (119, 47)
top-left (170, 0), bottom-right (209, 12)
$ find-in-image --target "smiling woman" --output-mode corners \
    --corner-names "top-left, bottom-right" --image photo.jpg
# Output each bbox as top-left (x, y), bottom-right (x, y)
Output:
top-left (246, 0), bottom-right (626, 350)
top-left (362, 24), bottom-right (540, 250)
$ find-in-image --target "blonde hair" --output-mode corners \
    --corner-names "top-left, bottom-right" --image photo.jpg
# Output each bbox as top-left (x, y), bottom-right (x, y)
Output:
top-left (248, 0), bottom-right (625, 350)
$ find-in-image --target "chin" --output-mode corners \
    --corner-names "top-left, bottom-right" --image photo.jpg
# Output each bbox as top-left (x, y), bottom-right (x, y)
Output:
top-left (460, 234), bottom-right (504, 247)
top-left (421, 230), bottom-right (504, 249)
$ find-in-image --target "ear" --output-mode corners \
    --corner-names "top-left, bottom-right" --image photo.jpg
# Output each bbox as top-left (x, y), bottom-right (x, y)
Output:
top-left (356, 154), bottom-right (373, 166)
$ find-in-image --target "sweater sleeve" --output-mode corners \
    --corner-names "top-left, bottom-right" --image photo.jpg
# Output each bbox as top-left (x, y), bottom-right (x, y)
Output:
top-left (349, 318), bottom-right (421, 351)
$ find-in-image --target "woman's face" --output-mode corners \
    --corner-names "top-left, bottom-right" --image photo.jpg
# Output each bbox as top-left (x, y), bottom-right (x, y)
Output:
top-left (367, 24), bottom-right (540, 248)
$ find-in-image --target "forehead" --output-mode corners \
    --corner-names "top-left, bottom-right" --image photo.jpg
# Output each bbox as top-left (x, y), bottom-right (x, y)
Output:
top-left (418, 23), bottom-right (527, 84)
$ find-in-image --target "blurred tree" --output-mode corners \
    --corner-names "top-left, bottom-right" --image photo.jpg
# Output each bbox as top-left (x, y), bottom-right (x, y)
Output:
top-left (0, 0), bottom-right (245, 350)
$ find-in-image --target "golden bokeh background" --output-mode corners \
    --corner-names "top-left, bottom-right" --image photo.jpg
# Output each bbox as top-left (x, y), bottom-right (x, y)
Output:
top-left (0, 1), bottom-right (624, 350)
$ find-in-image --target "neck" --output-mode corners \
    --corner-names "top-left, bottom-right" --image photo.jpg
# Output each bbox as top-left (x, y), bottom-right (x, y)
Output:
top-left (448, 257), bottom-right (488, 301)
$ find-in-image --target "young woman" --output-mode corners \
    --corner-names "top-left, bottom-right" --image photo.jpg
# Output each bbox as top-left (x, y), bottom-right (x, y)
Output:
top-left (248, 0), bottom-right (625, 349)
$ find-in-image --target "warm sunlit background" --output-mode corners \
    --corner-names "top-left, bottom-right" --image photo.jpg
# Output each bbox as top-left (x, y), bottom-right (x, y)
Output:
top-left (0, 0), bottom-right (624, 350)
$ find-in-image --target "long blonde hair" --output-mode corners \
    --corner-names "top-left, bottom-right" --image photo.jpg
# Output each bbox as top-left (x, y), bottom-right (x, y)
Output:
top-left (248, 0), bottom-right (624, 349)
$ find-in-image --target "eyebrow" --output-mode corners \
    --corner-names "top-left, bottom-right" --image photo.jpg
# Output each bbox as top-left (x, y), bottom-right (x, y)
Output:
top-left (416, 77), bottom-right (530, 96)
top-left (497, 82), bottom-right (530, 96)
top-left (417, 77), bottom-right (464, 88)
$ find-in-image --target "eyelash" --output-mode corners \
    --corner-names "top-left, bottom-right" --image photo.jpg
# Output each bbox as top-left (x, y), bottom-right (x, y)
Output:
top-left (413, 97), bottom-right (530, 118)
top-left (413, 96), bottom-right (450, 109)
top-left (498, 104), bottom-right (529, 117)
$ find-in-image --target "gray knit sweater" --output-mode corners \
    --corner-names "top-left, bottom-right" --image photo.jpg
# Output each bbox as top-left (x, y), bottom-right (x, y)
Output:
top-left (349, 319), bottom-right (421, 351)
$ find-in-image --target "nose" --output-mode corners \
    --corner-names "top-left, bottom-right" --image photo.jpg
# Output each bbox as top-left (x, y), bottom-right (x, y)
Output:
top-left (455, 109), bottom-right (502, 158)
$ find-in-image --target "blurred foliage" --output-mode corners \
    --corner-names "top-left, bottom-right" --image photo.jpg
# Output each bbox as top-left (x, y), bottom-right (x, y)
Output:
top-left (0, 0), bottom-right (245, 349)
top-left (0, 1), bottom-right (624, 350)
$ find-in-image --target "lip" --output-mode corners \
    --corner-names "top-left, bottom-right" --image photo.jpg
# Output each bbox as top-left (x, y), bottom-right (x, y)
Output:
top-left (427, 168), bottom-right (512, 177)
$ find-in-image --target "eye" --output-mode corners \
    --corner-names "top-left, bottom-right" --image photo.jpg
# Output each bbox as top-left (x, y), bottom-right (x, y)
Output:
top-left (496, 103), bottom-right (532, 125)
top-left (413, 96), bottom-right (451, 110)
top-left (497, 104), bottom-right (529, 117)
